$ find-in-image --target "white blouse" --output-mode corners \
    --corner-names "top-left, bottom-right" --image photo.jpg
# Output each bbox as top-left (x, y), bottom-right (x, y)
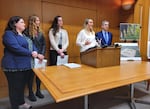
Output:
top-left (76, 29), bottom-right (98, 52)
top-left (49, 28), bottom-right (69, 51)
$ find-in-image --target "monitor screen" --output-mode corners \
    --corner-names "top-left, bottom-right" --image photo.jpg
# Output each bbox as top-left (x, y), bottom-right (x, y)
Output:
top-left (114, 42), bottom-right (141, 61)
top-left (120, 23), bottom-right (141, 41)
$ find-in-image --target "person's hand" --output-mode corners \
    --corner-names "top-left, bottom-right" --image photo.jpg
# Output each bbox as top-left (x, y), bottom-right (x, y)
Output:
top-left (57, 49), bottom-right (61, 54)
top-left (32, 51), bottom-right (38, 58)
top-left (60, 52), bottom-right (65, 58)
top-left (85, 40), bottom-right (91, 45)
top-left (60, 49), bottom-right (64, 53)
top-left (38, 59), bottom-right (43, 64)
top-left (37, 54), bottom-right (44, 60)
top-left (57, 49), bottom-right (64, 54)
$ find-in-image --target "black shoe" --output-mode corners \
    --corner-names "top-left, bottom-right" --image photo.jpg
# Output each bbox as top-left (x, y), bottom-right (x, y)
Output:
top-left (36, 91), bottom-right (44, 98)
top-left (28, 94), bottom-right (37, 102)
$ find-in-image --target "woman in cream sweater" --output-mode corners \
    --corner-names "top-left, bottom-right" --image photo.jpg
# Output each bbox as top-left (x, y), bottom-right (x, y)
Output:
top-left (49, 16), bottom-right (69, 65)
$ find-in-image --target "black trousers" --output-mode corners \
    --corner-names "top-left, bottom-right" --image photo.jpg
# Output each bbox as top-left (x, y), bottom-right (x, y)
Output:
top-left (4, 70), bottom-right (29, 109)
top-left (27, 69), bottom-right (41, 94)
top-left (49, 50), bottom-right (67, 66)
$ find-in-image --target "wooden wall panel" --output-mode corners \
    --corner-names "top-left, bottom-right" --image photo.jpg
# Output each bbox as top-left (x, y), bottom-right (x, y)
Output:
top-left (119, 0), bottom-right (150, 60)
top-left (96, 0), bottom-right (121, 44)
top-left (119, 7), bottom-right (134, 23)
top-left (42, 1), bottom-right (97, 25)
top-left (0, 20), bottom-right (7, 88)
top-left (138, 0), bottom-right (150, 60)
top-left (0, 0), bottom-right (42, 20)
top-left (0, 0), bottom-right (42, 98)
top-left (0, 0), bottom-right (150, 98)
top-left (0, 0), bottom-right (121, 98)
top-left (42, 0), bottom-right (97, 10)
top-left (41, 0), bottom-right (121, 63)
top-left (42, 1), bottom-right (97, 64)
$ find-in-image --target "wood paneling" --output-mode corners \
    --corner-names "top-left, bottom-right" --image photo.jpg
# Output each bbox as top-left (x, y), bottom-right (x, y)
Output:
top-left (42, 0), bottom-right (97, 10)
top-left (139, 0), bottom-right (150, 60)
top-left (0, 0), bottom-right (121, 98)
top-left (133, 0), bottom-right (150, 60)
top-left (42, 0), bottom-right (97, 64)
top-left (42, 1), bottom-right (97, 25)
top-left (0, 0), bottom-right (42, 98)
top-left (0, 0), bottom-right (42, 20)
top-left (1, 0), bottom-right (150, 99)
top-left (119, 0), bottom-right (150, 61)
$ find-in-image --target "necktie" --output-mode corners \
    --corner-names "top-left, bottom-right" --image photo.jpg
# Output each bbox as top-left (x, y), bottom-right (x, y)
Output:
top-left (105, 32), bottom-right (108, 44)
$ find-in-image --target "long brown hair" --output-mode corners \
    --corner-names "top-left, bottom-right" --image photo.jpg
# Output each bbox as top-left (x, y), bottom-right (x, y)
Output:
top-left (28, 15), bottom-right (42, 38)
top-left (50, 16), bottom-right (62, 36)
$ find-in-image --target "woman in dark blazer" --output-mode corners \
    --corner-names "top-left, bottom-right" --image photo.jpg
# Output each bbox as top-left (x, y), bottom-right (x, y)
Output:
top-left (1, 16), bottom-right (37, 109)
top-left (25, 15), bottom-right (46, 101)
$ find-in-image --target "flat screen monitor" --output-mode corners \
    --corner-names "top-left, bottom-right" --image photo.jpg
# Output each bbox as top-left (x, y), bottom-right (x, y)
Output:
top-left (120, 23), bottom-right (141, 41)
top-left (115, 43), bottom-right (141, 61)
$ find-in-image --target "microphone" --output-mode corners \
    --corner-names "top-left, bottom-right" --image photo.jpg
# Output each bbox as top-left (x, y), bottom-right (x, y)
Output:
top-left (96, 37), bottom-right (102, 47)
top-left (114, 44), bottom-right (119, 48)
top-left (102, 44), bottom-right (107, 48)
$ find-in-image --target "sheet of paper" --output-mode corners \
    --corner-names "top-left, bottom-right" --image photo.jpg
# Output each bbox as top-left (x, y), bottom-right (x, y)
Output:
top-left (63, 63), bottom-right (81, 68)
top-left (34, 58), bottom-right (47, 68)
top-left (57, 55), bottom-right (68, 65)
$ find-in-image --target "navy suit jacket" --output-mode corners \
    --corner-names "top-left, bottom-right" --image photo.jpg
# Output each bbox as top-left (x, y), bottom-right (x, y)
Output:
top-left (1, 31), bottom-right (37, 70)
top-left (95, 31), bottom-right (112, 46)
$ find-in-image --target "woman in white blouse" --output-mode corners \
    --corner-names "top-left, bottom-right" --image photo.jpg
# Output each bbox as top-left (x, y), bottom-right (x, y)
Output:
top-left (76, 18), bottom-right (98, 52)
top-left (49, 16), bottom-right (69, 65)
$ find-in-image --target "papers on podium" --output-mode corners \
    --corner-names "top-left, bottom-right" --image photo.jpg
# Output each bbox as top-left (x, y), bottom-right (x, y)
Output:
top-left (63, 63), bottom-right (81, 68)
top-left (34, 58), bottom-right (47, 68)
top-left (57, 55), bottom-right (68, 65)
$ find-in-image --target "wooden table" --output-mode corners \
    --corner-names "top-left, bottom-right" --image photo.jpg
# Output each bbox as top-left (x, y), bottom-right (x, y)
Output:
top-left (33, 61), bottom-right (150, 109)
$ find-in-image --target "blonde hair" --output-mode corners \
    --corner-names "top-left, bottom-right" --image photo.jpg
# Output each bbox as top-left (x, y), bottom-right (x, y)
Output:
top-left (28, 15), bottom-right (42, 38)
top-left (83, 18), bottom-right (94, 34)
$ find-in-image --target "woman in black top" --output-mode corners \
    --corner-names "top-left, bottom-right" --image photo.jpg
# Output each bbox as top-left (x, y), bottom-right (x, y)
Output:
top-left (25, 15), bottom-right (46, 101)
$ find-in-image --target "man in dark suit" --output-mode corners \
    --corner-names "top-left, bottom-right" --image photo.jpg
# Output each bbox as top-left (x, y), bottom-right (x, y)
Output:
top-left (95, 20), bottom-right (112, 47)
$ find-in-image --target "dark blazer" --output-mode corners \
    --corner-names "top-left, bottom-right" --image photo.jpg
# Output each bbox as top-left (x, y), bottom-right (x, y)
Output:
top-left (95, 31), bottom-right (112, 46)
top-left (24, 29), bottom-right (46, 55)
top-left (1, 31), bottom-right (37, 70)
top-left (32, 32), bottom-right (46, 55)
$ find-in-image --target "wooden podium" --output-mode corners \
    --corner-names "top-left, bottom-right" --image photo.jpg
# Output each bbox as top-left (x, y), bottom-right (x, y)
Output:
top-left (80, 47), bottom-right (120, 68)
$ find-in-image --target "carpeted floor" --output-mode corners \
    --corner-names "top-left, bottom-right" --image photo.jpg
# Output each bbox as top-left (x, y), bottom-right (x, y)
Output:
top-left (1, 82), bottom-right (150, 109)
